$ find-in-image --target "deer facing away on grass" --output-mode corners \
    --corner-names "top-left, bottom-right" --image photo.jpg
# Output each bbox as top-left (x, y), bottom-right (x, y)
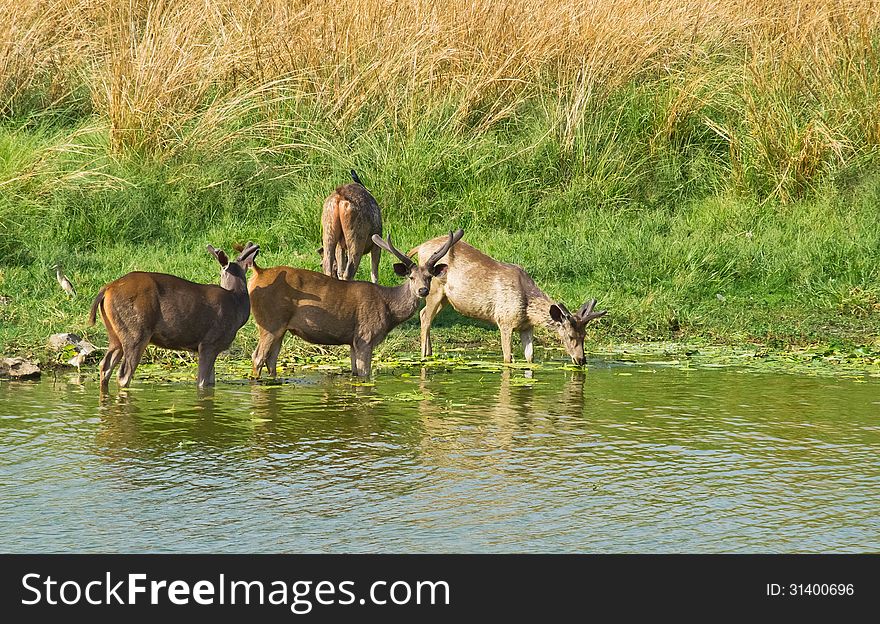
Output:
top-left (249, 230), bottom-right (464, 377)
top-left (88, 243), bottom-right (259, 390)
top-left (409, 238), bottom-right (606, 365)
top-left (319, 170), bottom-right (383, 283)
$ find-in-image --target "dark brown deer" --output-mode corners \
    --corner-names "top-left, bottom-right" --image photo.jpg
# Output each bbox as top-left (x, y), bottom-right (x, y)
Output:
top-left (319, 170), bottom-right (383, 283)
top-left (409, 238), bottom-right (606, 365)
top-left (249, 230), bottom-right (464, 377)
top-left (88, 243), bottom-right (259, 390)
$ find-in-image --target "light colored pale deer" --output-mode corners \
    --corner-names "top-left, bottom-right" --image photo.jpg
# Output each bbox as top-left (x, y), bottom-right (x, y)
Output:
top-left (410, 238), bottom-right (606, 364)
top-left (319, 170), bottom-right (383, 283)
top-left (88, 243), bottom-right (259, 390)
top-left (249, 230), bottom-right (464, 377)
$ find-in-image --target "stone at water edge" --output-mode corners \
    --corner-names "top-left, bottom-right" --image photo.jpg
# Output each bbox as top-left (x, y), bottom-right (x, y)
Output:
top-left (48, 333), bottom-right (79, 350)
top-left (47, 333), bottom-right (97, 356)
top-left (0, 358), bottom-right (41, 379)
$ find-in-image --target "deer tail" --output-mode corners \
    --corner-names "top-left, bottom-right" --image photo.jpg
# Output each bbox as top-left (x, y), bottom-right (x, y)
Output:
top-left (88, 287), bottom-right (106, 326)
top-left (350, 169), bottom-right (364, 186)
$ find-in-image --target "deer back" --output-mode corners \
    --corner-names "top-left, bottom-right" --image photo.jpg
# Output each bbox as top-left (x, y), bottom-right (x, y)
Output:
top-left (415, 239), bottom-right (534, 325)
top-left (103, 272), bottom-right (249, 351)
top-left (248, 265), bottom-right (396, 346)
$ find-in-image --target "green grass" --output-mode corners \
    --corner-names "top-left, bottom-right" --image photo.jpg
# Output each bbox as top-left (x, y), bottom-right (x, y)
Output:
top-left (2, 82), bottom-right (880, 368)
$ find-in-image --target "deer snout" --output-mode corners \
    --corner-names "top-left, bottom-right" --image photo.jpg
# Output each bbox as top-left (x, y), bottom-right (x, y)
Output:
top-left (573, 355), bottom-right (586, 366)
top-left (418, 287), bottom-right (430, 297)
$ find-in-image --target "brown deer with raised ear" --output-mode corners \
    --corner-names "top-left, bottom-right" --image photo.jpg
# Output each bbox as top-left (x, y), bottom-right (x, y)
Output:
top-left (409, 238), bottom-right (606, 365)
top-left (249, 230), bottom-right (464, 377)
top-left (88, 243), bottom-right (259, 390)
top-left (319, 170), bottom-right (383, 282)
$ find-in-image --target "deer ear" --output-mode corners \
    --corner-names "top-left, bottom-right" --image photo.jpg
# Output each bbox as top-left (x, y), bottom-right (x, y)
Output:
top-left (235, 244), bottom-right (259, 268)
top-left (549, 304), bottom-right (565, 324)
top-left (393, 263), bottom-right (409, 276)
top-left (430, 263), bottom-right (448, 277)
top-left (206, 245), bottom-right (229, 266)
top-left (216, 250), bottom-right (229, 266)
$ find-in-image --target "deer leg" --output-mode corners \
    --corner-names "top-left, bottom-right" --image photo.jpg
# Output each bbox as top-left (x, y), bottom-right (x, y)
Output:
top-left (343, 248), bottom-right (362, 281)
top-left (420, 291), bottom-right (445, 358)
top-left (369, 244), bottom-right (381, 284)
top-left (99, 346), bottom-right (123, 391)
top-left (336, 246), bottom-right (347, 279)
top-left (99, 308), bottom-right (123, 391)
top-left (117, 338), bottom-right (149, 388)
top-left (197, 344), bottom-right (219, 388)
top-left (350, 341), bottom-right (373, 377)
top-left (520, 328), bottom-right (535, 363)
top-left (253, 327), bottom-right (284, 378)
top-left (499, 326), bottom-right (514, 363)
top-left (322, 241), bottom-right (337, 278)
top-left (360, 349), bottom-right (373, 377)
top-left (265, 334), bottom-right (284, 378)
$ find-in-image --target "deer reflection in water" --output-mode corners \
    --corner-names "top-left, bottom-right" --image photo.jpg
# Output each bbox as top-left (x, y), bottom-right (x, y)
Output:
top-left (414, 368), bottom-right (588, 470)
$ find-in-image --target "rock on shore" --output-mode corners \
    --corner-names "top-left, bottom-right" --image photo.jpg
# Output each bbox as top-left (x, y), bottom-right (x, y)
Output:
top-left (0, 358), bottom-right (41, 379)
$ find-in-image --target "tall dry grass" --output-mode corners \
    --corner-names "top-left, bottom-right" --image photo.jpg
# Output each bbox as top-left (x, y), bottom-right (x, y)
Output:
top-left (1, 0), bottom-right (880, 198)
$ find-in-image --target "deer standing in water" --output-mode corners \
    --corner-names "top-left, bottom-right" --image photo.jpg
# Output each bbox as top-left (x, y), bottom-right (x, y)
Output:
top-left (248, 230), bottom-right (464, 377)
top-left (88, 243), bottom-right (259, 390)
top-left (320, 170), bottom-right (383, 282)
top-left (409, 238), bottom-right (606, 364)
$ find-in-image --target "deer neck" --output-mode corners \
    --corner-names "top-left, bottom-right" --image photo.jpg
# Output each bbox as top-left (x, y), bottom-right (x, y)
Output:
top-left (525, 287), bottom-right (557, 329)
top-left (221, 281), bottom-right (251, 321)
top-left (220, 271), bottom-right (249, 296)
top-left (383, 283), bottom-right (420, 326)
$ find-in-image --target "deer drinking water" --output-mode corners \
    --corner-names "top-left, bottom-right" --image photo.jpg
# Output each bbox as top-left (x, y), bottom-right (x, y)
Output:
top-left (249, 230), bottom-right (464, 377)
top-left (410, 238), bottom-right (606, 364)
top-left (319, 170), bottom-right (383, 282)
top-left (88, 243), bottom-right (259, 390)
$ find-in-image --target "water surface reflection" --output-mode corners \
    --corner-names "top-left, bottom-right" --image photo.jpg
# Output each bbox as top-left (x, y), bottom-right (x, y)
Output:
top-left (1, 365), bottom-right (878, 552)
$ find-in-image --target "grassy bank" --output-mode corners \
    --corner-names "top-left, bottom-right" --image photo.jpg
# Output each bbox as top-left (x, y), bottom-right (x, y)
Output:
top-left (1, 0), bottom-right (879, 367)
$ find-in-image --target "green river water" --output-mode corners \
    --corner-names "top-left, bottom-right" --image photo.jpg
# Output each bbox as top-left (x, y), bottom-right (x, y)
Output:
top-left (1, 360), bottom-right (878, 552)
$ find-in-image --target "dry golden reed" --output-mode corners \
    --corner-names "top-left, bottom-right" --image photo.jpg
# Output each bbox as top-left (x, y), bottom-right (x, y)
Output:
top-left (2, 0), bottom-right (880, 198)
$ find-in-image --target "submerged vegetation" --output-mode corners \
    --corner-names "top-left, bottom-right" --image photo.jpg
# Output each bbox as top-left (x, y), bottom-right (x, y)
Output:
top-left (1, 0), bottom-right (879, 369)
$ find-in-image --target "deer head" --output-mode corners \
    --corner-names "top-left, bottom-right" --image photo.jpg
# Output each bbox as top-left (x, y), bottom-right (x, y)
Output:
top-left (207, 242), bottom-right (259, 293)
top-left (372, 229), bottom-right (464, 298)
top-left (549, 298), bottom-right (607, 365)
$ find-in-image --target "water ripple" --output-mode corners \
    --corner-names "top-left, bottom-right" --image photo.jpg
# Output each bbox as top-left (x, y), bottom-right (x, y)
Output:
top-left (1, 367), bottom-right (878, 552)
